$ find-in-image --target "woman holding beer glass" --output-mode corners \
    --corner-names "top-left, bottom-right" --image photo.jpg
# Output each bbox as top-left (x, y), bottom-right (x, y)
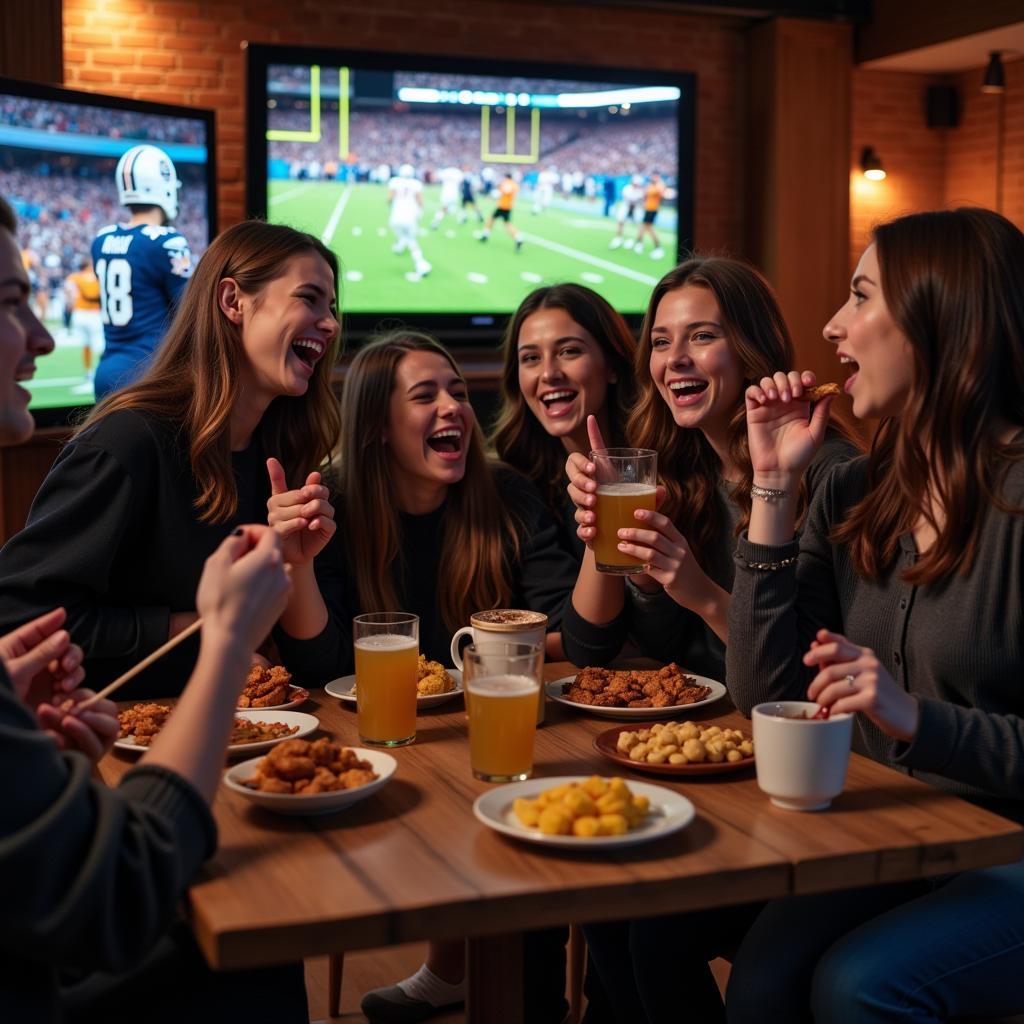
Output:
top-left (722, 207), bottom-right (1024, 1023)
top-left (562, 256), bottom-right (859, 678)
top-left (491, 282), bottom-right (637, 562)
top-left (274, 330), bottom-right (578, 1024)
top-left (0, 220), bottom-right (342, 697)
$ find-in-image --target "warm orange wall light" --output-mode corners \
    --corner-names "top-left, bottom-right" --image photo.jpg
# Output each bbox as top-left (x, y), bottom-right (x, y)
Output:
top-left (860, 145), bottom-right (886, 181)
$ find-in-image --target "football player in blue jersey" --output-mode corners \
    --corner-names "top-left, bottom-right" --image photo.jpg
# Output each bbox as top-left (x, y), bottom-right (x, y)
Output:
top-left (91, 144), bottom-right (193, 399)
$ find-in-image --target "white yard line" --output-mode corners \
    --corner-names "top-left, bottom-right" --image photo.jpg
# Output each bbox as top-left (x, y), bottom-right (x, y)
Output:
top-left (519, 232), bottom-right (661, 285)
top-left (269, 183), bottom-right (315, 205)
top-left (321, 188), bottom-right (353, 246)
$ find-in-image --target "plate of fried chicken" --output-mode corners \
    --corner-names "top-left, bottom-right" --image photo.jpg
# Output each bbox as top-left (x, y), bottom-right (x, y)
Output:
top-left (236, 664), bottom-right (310, 710)
top-left (546, 664), bottom-right (726, 720)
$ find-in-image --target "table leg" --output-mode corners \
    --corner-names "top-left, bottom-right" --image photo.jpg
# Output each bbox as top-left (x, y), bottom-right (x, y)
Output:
top-left (466, 932), bottom-right (524, 1024)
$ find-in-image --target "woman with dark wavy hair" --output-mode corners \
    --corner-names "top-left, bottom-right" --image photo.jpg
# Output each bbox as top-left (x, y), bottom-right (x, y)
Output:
top-left (562, 256), bottom-right (858, 678)
top-left (725, 207), bottom-right (1024, 1022)
top-left (491, 283), bottom-right (637, 559)
top-left (0, 219), bottom-right (342, 697)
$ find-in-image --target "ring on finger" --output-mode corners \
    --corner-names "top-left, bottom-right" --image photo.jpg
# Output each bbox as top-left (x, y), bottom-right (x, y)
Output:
top-left (844, 673), bottom-right (856, 689)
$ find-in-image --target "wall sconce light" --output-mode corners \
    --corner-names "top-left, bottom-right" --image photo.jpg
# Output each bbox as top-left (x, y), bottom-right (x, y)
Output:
top-left (860, 146), bottom-right (886, 181)
top-left (982, 51), bottom-right (1005, 94)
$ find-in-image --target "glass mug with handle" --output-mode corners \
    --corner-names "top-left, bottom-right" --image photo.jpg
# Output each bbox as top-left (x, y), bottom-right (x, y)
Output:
top-left (463, 640), bottom-right (544, 783)
top-left (450, 609), bottom-right (548, 723)
top-left (353, 612), bottom-right (419, 747)
top-left (589, 447), bottom-right (658, 574)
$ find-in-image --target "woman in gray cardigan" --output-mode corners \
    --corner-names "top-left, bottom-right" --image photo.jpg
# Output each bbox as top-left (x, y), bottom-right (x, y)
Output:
top-left (726, 207), bottom-right (1024, 1023)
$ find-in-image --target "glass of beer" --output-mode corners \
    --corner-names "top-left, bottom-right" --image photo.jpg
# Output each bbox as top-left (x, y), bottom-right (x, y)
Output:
top-left (463, 641), bottom-right (543, 783)
top-left (353, 612), bottom-right (419, 747)
top-left (589, 447), bottom-right (658, 574)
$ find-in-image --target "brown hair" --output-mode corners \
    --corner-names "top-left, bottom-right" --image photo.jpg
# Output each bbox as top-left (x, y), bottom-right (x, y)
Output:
top-left (832, 208), bottom-right (1024, 584)
top-left (338, 330), bottom-right (518, 631)
top-left (629, 256), bottom-right (856, 566)
top-left (0, 195), bottom-right (15, 234)
top-left (78, 220), bottom-right (342, 523)
top-left (491, 283), bottom-right (637, 513)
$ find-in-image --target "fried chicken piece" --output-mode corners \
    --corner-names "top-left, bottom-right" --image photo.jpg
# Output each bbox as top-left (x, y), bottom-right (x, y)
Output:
top-left (250, 774), bottom-right (293, 794)
top-left (303, 767), bottom-right (346, 794)
top-left (416, 654), bottom-right (454, 696)
top-left (308, 736), bottom-right (342, 766)
top-left (627, 698), bottom-right (654, 708)
top-left (339, 768), bottom-right (377, 789)
top-left (238, 664), bottom-right (293, 707)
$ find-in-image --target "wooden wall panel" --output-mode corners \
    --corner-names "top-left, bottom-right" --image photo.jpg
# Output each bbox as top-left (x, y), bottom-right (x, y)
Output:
top-left (0, 0), bottom-right (63, 84)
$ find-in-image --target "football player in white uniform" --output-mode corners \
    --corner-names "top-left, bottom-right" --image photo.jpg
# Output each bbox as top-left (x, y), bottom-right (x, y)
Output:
top-left (388, 164), bottom-right (431, 281)
top-left (609, 174), bottom-right (645, 250)
top-left (430, 166), bottom-right (464, 230)
top-left (532, 165), bottom-right (558, 215)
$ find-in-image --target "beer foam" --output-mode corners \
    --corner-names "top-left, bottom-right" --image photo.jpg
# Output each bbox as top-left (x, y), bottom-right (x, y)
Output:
top-left (473, 609), bottom-right (547, 626)
top-left (354, 633), bottom-right (418, 652)
top-left (595, 482), bottom-right (657, 496)
top-left (467, 673), bottom-right (538, 697)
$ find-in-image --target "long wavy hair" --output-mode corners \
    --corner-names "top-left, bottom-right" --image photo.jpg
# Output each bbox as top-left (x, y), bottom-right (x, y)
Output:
top-left (338, 330), bottom-right (518, 631)
top-left (79, 220), bottom-right (342, 522)
top-left (628, 256), bottom-right (853, 567)
top-left (832, 208), bottom-right (1024, 584)
top-left (491, 283), bottom-right (637, 512)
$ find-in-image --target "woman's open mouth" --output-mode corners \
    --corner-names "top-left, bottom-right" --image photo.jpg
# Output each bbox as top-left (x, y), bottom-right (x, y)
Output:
top-left (290, 337), bottom-right (325, 371)
top-left (839, 354), bottom-right (859, 393)
top-left (667, 378), bottom-right (708, 406)
top-left (539, 389), bottom-right (578, 418)
top-left (426, 427), bottom-right (464, 461)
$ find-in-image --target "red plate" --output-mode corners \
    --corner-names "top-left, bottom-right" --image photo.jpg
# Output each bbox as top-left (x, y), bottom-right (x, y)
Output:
top-left (593, 725), bottom-right (755, 777)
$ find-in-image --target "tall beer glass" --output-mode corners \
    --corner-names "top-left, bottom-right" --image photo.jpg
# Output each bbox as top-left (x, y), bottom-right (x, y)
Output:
top-left (464, 641), bottom-right (543, 783)
top-left (589, 448), bottom-right (658, 574)
top-left (353, 612), bottom-right (419, 747)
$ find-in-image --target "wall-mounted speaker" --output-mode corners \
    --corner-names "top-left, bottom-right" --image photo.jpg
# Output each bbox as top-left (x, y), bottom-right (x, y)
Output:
top-left (926, 85), bottom-right (959, 128)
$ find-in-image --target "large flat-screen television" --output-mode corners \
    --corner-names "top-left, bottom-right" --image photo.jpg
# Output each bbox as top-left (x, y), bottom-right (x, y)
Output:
top-left (246, 44), bottom-right (694, 342)
top-left (0, 77), bottom-right (216, 425)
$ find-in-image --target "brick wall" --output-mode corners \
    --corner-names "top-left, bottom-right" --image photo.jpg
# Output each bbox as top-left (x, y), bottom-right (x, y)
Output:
top-left (850, 58), bottom-right (1024, 273)
top-left (62, 0), bottom-right (749, 253)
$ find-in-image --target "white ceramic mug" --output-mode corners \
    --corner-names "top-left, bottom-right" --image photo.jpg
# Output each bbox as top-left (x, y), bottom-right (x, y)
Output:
top-left (751, 700), bottom-right (854, 811)
top-left (450, 610), bottom-right (548, 671)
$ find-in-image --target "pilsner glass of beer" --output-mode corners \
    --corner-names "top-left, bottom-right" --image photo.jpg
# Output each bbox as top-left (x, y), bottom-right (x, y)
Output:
top-left (589, 447), bottom-right (658, 574)
top-left (463, 641), bottom-right (543, 783)
top-left (353, 612), bottom-right (419, 747)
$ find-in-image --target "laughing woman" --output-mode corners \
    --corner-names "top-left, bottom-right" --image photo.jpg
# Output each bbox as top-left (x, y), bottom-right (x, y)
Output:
top-left (273, 331), bottom-right (578, 1024)
top-left (561, 256), bottom-right (859, 678)
top-left (491, 283), bottom-right (637, 560)
top-left (0, 220), bottom-right (341, 697)
top-left (726, 208), bottom-right (1024, 1023)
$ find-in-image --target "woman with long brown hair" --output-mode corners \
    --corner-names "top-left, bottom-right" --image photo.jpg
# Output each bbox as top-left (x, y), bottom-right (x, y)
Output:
top-left (722, 207), bottom-right (1024, 1022)
top-left (491, 283), bottom-right (637, 560)
top-left (274, 329), bottom-right (577, 1024)
top-left (0, 219), bottom-right (342, 697)
top-left (562, 256), bottom-right (858, 678)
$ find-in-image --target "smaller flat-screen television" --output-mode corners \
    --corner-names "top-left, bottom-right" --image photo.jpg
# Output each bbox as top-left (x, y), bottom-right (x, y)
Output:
top-left (0, 77), bottom-right (216, 425)
top-left (246, 44), bottom-right (694, 342)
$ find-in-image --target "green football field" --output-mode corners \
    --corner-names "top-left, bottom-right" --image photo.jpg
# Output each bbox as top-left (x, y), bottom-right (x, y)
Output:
top-left (269, 180), bottom-right (677, 317)
top-left (28, 335), bottom-right (95, 411)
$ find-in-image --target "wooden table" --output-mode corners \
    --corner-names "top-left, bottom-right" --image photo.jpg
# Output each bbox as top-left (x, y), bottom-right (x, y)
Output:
top-left (100, 664), bottom-right (1024, 1023)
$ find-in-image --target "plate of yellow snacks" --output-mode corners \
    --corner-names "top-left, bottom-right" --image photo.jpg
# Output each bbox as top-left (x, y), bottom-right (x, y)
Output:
top-left (473, 775), bottom-right (695, 849)
top-left (224, 739), bottom-right (397, 816)
top-left (325, 656), bottom-right (462, 708)
top-left (594, 722), bottom-right (755, 776)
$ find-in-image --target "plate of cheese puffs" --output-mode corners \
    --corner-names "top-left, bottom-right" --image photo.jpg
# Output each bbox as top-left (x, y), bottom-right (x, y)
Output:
top-left (594, 722), bottom-right (755, 776)
top-left (473, 775), bottom-right (695, 849)
top-left (224, 739), bottom-right (397, 816)
top-left (325, 655), bottom-right (462, 708)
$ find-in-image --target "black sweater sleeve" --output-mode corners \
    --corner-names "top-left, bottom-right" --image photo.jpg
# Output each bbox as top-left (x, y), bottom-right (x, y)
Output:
top-left (0, 671), bottom-right (215, 981)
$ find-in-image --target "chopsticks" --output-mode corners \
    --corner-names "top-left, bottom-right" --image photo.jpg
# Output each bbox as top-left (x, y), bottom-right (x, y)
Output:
top-left (74, 618), bottom-right (203, 711)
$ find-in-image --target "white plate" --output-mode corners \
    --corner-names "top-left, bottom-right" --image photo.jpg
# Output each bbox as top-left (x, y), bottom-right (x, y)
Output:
top-left (473, 776), bottom-right (695, 849)
top-left (223, 747), bottom-right (397, 816)
top-left (115, 709), bottom-right (320, 757)
top-left (236, 684), bottom-right (311, 712)
top-left (545, 674), bottom-right (727, 720)
top-left (324, 668), bottom-right (463, 708)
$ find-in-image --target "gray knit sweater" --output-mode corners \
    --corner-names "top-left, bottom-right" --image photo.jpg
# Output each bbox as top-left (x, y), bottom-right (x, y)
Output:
top-left (727, 455), bottom-right (1024, 824)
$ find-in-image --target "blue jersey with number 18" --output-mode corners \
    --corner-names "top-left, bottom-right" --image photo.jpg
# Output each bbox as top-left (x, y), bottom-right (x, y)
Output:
top-left (91, 223), bottom-right (192, 361)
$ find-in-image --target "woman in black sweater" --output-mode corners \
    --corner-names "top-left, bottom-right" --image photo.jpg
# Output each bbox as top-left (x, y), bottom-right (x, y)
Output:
top-left (274, 330), bottom-right (577, 1024)
top-left (0, 194), bottom-right (302, 1022)
top-left (0, 219), bottom-right (342, 697)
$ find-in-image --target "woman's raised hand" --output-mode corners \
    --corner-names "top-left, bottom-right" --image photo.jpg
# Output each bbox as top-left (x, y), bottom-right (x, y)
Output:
top-left (266, 457), bottom-right (337, 567)
top-left (566, 415), bottom-right (609, 547)
top-left (745, 370), bottom-right (833, 481)
top-left (195, 525), bottom-right (292, 656)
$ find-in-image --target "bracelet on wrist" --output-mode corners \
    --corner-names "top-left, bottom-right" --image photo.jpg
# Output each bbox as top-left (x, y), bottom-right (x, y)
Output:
top-left (750, 483), bottom-right (790, 502)
top-left (744, 553), bottom-right (799, 571)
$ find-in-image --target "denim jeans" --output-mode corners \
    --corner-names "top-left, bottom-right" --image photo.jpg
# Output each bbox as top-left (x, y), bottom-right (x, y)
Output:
top-left (727, 859), bottom-right (1024, 1023)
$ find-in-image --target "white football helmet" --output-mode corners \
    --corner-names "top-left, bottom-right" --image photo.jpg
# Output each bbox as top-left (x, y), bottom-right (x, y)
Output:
top-left (399, 163), bottom-right (415, 179)
top-left (115, 144), bottom-right (181, 221)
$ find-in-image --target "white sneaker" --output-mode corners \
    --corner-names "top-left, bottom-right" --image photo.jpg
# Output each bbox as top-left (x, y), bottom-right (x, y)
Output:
top-left (415, 260), bottom-right (432, 277)
top-left (651, 247), bottom-right (664, 259)
top-left (623, 239), bottom-right (635, 250)
top-left (609, 237), bottom-right (623, 250)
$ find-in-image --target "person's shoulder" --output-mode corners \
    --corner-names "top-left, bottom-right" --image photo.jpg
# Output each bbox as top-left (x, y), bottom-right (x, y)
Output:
top-left (73, 409), bottom-right (183, 467)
